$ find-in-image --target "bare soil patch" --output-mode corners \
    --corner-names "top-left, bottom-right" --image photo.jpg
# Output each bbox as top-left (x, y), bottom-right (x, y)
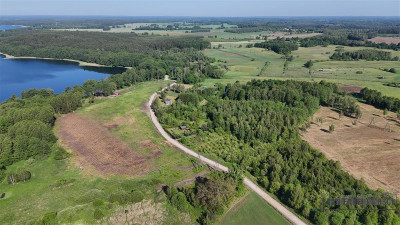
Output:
top-left (339, 85), bottom-right (362, 93)
top-left (301, 103), bottom-right (400, 197)
top-left (57, 113), bottom-right (161, 175)
top-left (368, 37), bottom-right (400, 45)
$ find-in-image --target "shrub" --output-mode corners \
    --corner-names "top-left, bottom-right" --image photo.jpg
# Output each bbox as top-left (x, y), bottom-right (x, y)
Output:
top-left (53, 178), bottom-right (75, 188)
top-left (329, 124), bottom-right (335, 133)
top-left (304, 60), bottom-right (313, 68)
top-left (389, 68), bottom-right (397, 73)
top-left (53, 145), bottom-right (71, 160)
top-left (93, 199), bottom-right (104, 207)
top-left (356, 71), bottom-right (363, 74)
top-left (258, 176), bottom-right (269, 189)
top-left (93, 209), bottom-right (104, 220)
top-left (7, 167), bottom-right (31, 184)
top-left (171, 192), bottom-right (189, 212)
top-left (35, 211), bottom-right (57, 225)
top-left (130, 191), bottom-right (144, 203)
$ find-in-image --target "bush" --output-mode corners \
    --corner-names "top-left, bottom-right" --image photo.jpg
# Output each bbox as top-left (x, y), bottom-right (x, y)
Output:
top-left (304, 60), bottom-right (313, 68)
top-left (34, 212), bottom-right (57, 225)
top-left (93, 199), bottom-right (104, 207)
top-left (93, 209), bottom-right (104, 220)
top-left (131, 191), bottom-right (144, 203)
top-left (7, 167), bottom-right (31, 184)
top-left (329, 124), bottom-right (335, 133)
top-left (53, 145), bottom-right (71, 160)
top-left (171, 192), bottom-right (189, 212)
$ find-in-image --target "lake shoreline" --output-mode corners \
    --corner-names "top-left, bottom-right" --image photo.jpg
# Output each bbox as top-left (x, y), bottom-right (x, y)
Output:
top-left (0, 52), bottom-right (131, 69)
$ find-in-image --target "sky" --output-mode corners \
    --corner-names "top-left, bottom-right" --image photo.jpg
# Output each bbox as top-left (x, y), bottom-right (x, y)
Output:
top-left (0, 0), bottom-right (399, 17)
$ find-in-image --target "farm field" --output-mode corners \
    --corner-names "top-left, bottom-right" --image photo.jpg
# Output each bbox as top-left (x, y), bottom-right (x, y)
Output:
top-left (56, 22), bottom-right (320, 41)
top-left (0, 81), bottom-right (201, 224)
top-left (301, 103), bottom-right (400, 198)
top-left (220, 191), bottom-right (291, 225)
top-left (203, 46), bottom-right (400, 98)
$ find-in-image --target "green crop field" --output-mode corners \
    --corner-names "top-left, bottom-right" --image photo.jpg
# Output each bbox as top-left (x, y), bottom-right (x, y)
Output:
top-left (220, 191), bottom-right (291, 225)
top-left (0, 81), bottom-right (199, 224)
top-left (203, 46), bottom-right (400, 98)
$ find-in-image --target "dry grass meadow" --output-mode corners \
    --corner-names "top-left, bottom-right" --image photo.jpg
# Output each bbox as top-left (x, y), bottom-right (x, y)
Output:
top-left (301, 103), bottom-right (400, 197)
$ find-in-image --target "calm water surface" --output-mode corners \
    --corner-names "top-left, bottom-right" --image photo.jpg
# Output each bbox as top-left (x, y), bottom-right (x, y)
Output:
top-left (0, 25), bottom-right (25, 30)
top-left (0, 55), bottom-right (125, 102)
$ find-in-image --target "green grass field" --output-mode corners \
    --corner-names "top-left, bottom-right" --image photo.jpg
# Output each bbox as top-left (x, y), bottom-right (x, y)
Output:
top-left (220, 191), bottom-right (291, 225)
top-left (0, 81), bottom-right (197, 224)
top-left (203, 46), bottom-right (400, 98)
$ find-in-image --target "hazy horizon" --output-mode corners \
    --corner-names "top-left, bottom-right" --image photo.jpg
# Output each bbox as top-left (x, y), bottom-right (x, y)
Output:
top-left (1, 0), bottom-right (399, 17)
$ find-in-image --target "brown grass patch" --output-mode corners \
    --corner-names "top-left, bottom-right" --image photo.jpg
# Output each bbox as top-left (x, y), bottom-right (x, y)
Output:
top-left (339, 85), bottom-right (362, 93)
top-left (301, 103), bottom-right (400, 197)
top-left (57, 113), bottom-right (161, 175)
top-left (368, 37), bottom-right (400, 45)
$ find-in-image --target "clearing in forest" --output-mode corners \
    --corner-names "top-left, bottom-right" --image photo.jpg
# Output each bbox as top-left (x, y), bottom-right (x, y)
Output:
top-left (57, 113), bottom-right (161, 175)
top-left (301, 103), bottom-right (400, 197)
top-left (368, 36), bottom-right (400, 45)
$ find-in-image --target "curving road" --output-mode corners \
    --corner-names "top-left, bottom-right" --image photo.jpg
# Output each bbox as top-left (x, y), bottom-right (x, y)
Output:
top-left (148, 83), bottom-right (307, 225)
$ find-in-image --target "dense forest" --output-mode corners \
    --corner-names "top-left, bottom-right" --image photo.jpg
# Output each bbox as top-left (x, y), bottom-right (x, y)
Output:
top-left (2, 16), bottom-right (399, 31)
top-left (155, 80), bottom-right (400, 225)
top-left (0, 31), bottom-right (225, 84)
top-left (254, 38), bottom-right (299, 55)
top-left (0, 88), bottom-right (82, 181)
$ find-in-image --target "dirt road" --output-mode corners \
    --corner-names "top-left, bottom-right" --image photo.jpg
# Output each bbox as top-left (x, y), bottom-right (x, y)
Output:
top-left (147, 83), bottom-right (307, 225)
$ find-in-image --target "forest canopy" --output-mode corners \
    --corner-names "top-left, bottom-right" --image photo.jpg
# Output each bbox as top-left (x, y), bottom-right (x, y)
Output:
top-left (155, 79), bottom-right (399, 225)
top-left (0, 31), bottom-right (225, 84)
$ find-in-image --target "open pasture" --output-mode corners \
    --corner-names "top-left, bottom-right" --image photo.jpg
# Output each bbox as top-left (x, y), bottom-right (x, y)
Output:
top-left (203, 46), bottom-right (400, 98)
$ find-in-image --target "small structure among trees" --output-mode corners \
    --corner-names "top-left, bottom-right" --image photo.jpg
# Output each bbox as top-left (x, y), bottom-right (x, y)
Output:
top-left (179, 125), bottom-right (189, 130)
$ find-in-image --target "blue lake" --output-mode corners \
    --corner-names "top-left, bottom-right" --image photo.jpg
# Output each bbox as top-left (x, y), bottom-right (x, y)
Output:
top-left (0, 25), bottom-right (25, 31)
top-left (0, 55), bottom-right (126, 102)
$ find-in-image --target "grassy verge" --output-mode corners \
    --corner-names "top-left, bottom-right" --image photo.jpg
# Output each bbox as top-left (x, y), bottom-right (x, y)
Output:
top-left (220, 191), bottom-right (291, 225)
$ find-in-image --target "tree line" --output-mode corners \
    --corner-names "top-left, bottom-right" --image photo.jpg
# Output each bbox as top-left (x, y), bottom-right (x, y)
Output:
top-left (300, 34), bottom-right (400, 51)
top-left (156, 79), bottom-right (399, 225)
top-left (360, 88), bottom-right (400, 113)
top-left (0, 31), bottom-right (225, 84)
top-left (0, 87), bottom-right (83, 181)
top-left (254, 38), bottom-right (299, 55)
top-left (330, 49), bottom-right (398, 61)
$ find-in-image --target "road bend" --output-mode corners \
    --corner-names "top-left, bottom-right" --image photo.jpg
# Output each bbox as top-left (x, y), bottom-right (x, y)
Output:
top-left (148, 83), bottom-right (307, 225)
